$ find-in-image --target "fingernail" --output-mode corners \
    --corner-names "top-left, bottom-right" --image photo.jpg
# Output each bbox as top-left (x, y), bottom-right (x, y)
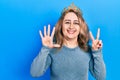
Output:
top-left (99, 44), bottom-right (101, 46)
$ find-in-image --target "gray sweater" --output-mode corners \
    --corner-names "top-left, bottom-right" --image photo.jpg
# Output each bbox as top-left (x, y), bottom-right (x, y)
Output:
top-left (30, 45), bottom-right (106, 80)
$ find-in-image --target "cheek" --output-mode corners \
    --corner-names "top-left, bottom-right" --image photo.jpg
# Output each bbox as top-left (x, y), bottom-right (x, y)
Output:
top-left (76, 28), bottom-right (80, 37)
top-left (62, 28), bottom-right (67, 36)
top-left (62, 25), bottom-right (68, 33)
top-left (76, 26), bottom-right (80, 33)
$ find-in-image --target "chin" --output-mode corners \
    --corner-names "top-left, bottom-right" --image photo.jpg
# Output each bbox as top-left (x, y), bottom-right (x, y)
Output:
top-left (66, 36), bottom-right (77, 39)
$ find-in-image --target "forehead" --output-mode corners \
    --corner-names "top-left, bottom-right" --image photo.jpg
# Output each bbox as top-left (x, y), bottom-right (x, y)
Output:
top-left (64, 12), bottom-right (78, 21)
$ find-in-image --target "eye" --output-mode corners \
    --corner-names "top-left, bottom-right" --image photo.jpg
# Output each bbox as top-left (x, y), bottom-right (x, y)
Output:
top-left (74, 22), bottom-right (79, 25)
top-left (65, 21), bottom-right (70, 24)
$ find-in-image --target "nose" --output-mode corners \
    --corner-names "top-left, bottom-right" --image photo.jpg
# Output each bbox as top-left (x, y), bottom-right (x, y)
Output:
top-left (69, 23), bottom-right (74, 28)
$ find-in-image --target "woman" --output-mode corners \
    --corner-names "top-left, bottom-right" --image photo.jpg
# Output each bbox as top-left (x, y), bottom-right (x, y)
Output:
top-left (30, 4), bottom-right (106, 80)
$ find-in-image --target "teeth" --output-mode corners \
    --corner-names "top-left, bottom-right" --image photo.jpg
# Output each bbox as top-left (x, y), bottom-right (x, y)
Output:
top-left (67, 30), bottom-right (75, 34)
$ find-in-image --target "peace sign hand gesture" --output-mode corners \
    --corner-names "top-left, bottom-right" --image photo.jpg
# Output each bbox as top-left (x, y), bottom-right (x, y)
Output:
top-left (39, 24), bottom-right (60, 48)
top-left (89, 28), bottom-right (103, 51)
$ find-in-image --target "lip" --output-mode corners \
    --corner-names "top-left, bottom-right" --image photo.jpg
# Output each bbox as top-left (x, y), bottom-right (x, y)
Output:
top-left (67, 29), bottom-right (76, 34)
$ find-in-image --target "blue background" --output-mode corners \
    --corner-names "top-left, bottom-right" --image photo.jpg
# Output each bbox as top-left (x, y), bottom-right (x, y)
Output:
top-left (0, 0), bottom-right (120, 80)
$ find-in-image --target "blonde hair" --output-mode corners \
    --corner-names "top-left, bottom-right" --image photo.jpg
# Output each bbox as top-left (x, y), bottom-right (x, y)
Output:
top-left (54, 4), bottom-right (90, 52)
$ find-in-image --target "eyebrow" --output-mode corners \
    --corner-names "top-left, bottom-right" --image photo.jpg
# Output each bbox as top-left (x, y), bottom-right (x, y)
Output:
top-left (64, 19), bottom-right (71, 21)
top-left (64, 19), bottom-right (79, 22)
top-left (74, 20), bottom-right (79, 22)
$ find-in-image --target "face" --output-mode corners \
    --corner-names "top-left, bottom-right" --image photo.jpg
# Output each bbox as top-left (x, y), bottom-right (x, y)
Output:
top-left (62, 12), bottom-right (80, 40)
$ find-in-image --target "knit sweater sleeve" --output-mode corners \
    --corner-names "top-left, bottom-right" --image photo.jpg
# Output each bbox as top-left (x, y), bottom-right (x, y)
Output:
top-left (30, 46), bottom-right (52, 77)
top-left (89, 48), bottom-right (106, 80)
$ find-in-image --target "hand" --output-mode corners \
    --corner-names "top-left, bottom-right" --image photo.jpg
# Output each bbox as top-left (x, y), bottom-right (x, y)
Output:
top-left (89, 28), bottom-right (103, 51)
top-left (39, 24), bottom-right (60, 48)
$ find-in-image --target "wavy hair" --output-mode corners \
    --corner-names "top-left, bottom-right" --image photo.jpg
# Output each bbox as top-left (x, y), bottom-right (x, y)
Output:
top-left (54, 6), bottom-right (90, 52)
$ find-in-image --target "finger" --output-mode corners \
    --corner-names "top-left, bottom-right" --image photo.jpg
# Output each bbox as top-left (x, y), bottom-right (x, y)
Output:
top-left (99, 40), bottom-right (102, 44)
top-left (96, 39), bottom-right (99, 45)
top-left (39, 30), bottom-right (43, 39)
top-left (97, 43), bottom-right (103, 48)
top-left (48, 24), bottom-right (50, 36)
top-left (51, 27), bottom-right (55, 38)
top-left (44, 26), bottom-right (47, 36)
top-left (97, 43), bottom-right (102, 47)
top-left (53, 44), bottom-right (60, 48)
top-left (98, 40), bottom-right (102, 47)
top-left (96, 28), bottom-right (100, 40)
top-left (92, 40), bottom-right (99, 48)
top-left (89, 31), bottom-right (95, 41)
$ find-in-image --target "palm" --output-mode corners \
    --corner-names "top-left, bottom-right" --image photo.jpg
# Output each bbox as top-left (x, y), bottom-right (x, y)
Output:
top-left (42, 36), bottom-right (53, 48)
top-left (39, 24), bottom-right (60, 48)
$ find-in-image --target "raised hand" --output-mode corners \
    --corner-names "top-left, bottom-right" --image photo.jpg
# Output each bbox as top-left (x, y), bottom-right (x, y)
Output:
top-left (89, 28), bottom-right (103, 51)
top-left (39, 24), bottom-right (60, 48)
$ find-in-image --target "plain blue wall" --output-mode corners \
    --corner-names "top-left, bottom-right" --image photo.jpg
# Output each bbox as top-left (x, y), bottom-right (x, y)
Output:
top-left (0, 0), bottom-right (120, 80)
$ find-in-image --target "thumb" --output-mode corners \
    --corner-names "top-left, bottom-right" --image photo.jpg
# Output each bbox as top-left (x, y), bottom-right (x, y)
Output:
top-left (53, 44), bottom-right (61, 48)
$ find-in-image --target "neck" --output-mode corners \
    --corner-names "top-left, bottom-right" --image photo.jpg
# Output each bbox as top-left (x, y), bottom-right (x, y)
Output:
top-left (63, 38), bottom-right (78, 48)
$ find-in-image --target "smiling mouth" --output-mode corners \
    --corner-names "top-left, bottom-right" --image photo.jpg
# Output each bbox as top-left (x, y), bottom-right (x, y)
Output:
top-left (67, 30), bottom-right (76, 34)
